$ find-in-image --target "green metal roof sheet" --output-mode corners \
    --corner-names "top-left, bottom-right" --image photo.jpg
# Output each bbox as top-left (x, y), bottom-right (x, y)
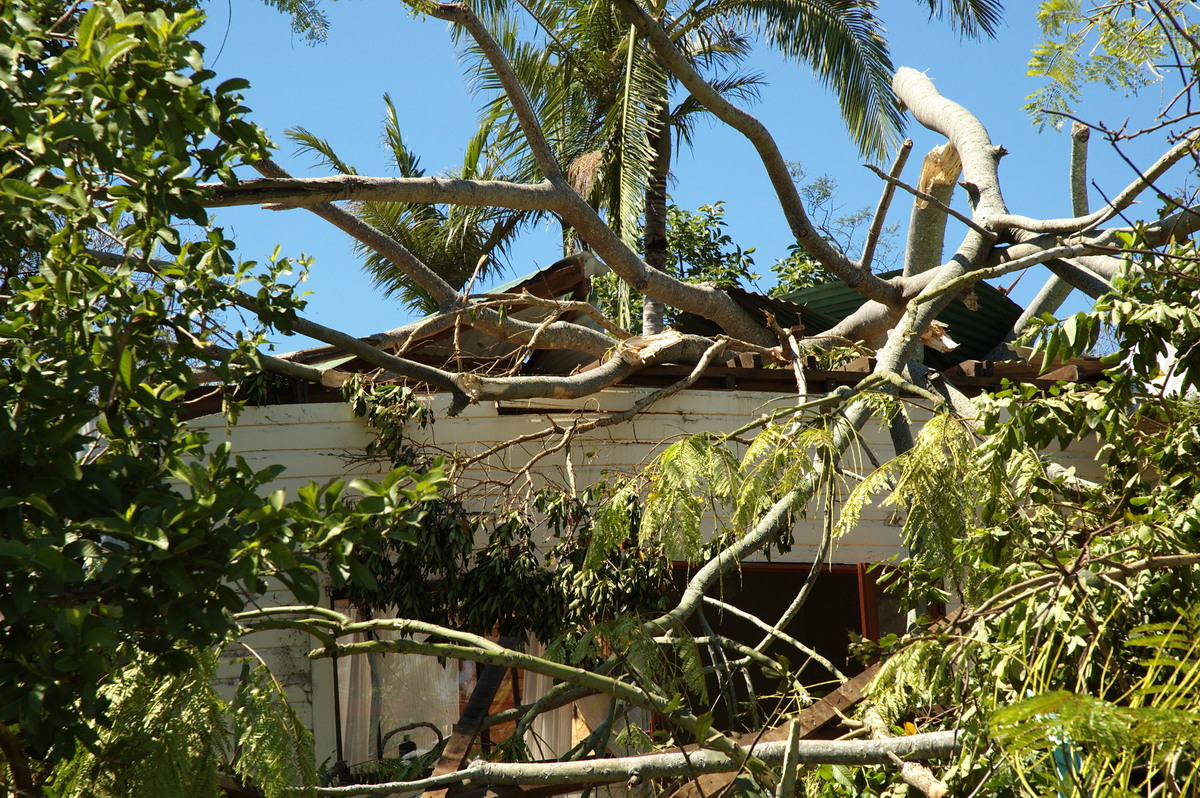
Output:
top-left (777, 271), bottom-right (1022, 368)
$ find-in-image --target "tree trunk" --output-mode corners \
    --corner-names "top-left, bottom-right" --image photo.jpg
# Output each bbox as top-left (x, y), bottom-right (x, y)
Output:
top-left (642, 102), bottom-right (672, 335)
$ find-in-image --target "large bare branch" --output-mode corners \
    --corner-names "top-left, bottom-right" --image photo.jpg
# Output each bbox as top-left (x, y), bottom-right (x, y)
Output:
top-left (893, 68), bottom-right (1008, 225)
top-left (1070, 120), bottom-right (1091, 217)
top-left (861, 139), bottom-right (913, 271)
top-left (903, 143), bottom-right (962, 277)
top-left (226, 289), bottom-right (465, 393)
top-left (424, 2), bottom-right (564, 182)
top-left (308, 732), bottom-right (959, 796)
top-left (204, 175), bottom-right (561, 211)
top-left (93, 247), bottom-right (651, 407)
top-left (415, 2), bottom-right (778, 347)
top-left (984, 129), bottom-right (1200, 235)
top-left (247, 158), bottom-right (616, 358)
top-left (991, 123), bottom-right (1090, 357)
top-left (290, 613), bottom-right (777, 785)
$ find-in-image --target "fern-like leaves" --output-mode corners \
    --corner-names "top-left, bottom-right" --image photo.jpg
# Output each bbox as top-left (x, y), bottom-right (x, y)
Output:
top-left (48, 651), bottom-right (318, 798)
top-left (230, 663), bottom-right (318, 798)
top-left (838, 411), bottom-right (977, 583)
top-left (50, 650), bottom-right (229, 798)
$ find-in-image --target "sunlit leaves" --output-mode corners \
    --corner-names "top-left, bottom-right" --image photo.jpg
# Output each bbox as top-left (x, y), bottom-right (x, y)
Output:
top-left (0, 2), bottom-right (445, 766)
top-left (990, 613), bottom-right (1200, 794)
top-left (1025, 0), bottom-right (1188, 129)
top-left (586, 412), bottom-right (852, 570)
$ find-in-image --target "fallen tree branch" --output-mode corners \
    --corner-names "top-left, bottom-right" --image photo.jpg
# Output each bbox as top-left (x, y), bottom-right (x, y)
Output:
top-left (419, 2), bottom-right (777, 346)
top-left (248, 158), bottom-right (617, 359)
top-left (478, 291), bottom-right (632, 340)
top-left (892, 67), bottom-right (1008, 225)
top-left (203, 174), bottom-right (560, 212)
top-left (308, 731), bottom-right (960, 796)
top-left (703, 596), bottom-right (845, 682)
top-left (861, 139), bottom-right (914, 271)
top-left (276, 612), bottom-right (776, 787)
top-left (459, 338), bottom-right (729, 472)
top-left (610, 0), bottom-right (900, 308)
top-left (864, 162), bottom-right (995, 241)
top-left (962, 552), bottom-right (1200, 623)
top-left (904, 143), bottom-right (962, 277)
top-left (424, 3), bottom-right (563, 182)
top-left (984, 129), bottom-right (1200, 235)
top-left (887, 750), bottom-right (949, 798)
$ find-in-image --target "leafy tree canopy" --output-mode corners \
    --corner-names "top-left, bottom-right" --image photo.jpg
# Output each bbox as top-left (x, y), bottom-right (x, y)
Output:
top-left (0, 0), bottom-right (443, 776)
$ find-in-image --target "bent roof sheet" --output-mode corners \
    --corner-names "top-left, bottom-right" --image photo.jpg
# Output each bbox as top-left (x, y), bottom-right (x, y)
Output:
top-left (778, 272), bottom-right (1022, 368)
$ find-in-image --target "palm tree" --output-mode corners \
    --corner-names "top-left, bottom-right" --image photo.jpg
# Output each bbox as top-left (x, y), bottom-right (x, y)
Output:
top-left (463, 0), bottom-right (1003, 333)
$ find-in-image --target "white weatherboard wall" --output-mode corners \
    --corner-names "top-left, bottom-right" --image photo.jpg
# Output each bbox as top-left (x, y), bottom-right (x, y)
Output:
top-left (191, 386), bottom-right (1105, 765)
top-left (194, 403), bottom-right (378, 767)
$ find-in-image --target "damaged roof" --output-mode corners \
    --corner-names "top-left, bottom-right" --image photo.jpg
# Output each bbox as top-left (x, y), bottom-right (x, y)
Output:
top-left (183, 256), bottom-right (1106, 416)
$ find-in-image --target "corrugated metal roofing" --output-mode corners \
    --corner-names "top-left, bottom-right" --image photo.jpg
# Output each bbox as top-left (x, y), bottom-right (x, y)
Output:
top-left (777, 271), bottom-right (1022, 368)
top-left (675, 287), bottom-right (841, 338)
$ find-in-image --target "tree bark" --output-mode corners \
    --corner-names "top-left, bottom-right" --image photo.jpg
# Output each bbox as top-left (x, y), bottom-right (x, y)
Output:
top-left (641, 101), bottom-right (672, 335)
top-left (309, 729), bottom-right (959, 796)
top-left (903, 143), bottom-right (961, 277)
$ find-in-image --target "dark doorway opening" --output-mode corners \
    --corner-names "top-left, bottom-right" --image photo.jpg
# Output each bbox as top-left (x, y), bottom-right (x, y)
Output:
top-left (670, 562), bottom-right (903, 732)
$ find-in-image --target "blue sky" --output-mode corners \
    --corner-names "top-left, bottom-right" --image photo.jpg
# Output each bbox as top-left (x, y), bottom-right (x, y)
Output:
top-left (195, 2), bottom-right (1177, 352)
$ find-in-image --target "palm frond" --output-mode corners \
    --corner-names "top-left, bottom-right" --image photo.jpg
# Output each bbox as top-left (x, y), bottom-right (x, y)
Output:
top-left (380, 94), bottom-right (425, 177)
top-left (730, 0), bottom-right (901, 160)
top-left (914, 0), bottom-right (1003, 39)
top-left (286, 126), bottom-right (357, 175)
top-left (607, 27), bottom-right (664, 246)
top-left (671, 70), bottom-right (765, 148)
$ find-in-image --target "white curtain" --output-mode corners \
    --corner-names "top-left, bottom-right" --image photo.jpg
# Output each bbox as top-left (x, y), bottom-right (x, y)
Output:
top-left (335, 606), bottom-right (458, 767)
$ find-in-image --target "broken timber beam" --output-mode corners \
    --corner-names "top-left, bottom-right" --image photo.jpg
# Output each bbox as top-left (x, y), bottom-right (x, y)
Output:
top-left (424, 636), bottom-right (521, 798)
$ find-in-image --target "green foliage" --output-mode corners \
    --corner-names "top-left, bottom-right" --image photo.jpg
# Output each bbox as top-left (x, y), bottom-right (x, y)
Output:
top-left (343, 374), bottom-right (433, 465)
top-left (544, 614), bottom-right (708, 712)
top-left (229, 663), bottom-right (318, 798)
top-left (664, 202), bottom-right (760, 287)
top-left (839, 410), bottom-right (977, 589)
top-left (639, 435), bottom-right (742, 561)
top-left (591, 202), bottom-right (763, 332)
top-left (590, 182), bottom-right (894, 330)
top-left (989, 612), bottom-right (1200, 795)
top-left (344, 477), bottom-right (675, 645)
top-left (1025, 0), bottom-right (1192, 129)
top-left (587, 413), bottom-right (855, 573)
top-left (342, 378), bottom-right (675, 644)
top-left (768, 162), bottom-right (898, 294)
top-left (587, 434), bottom-right (733, 566)
top-left (49, 649), bottom-right (229, 798)
top-left (864, 639), bottom-right (947, 726)
top-left (50, 651), bottom-right (319, 798)
top-left (258, 0), bottom-right (335, 44)
top-left (769, 246), bottom-right (838, 295)
top-left (347, 749), bottom-right (440, 785)
top-left (734, 423), bottom-right (833, 536)
top-left (546, 486), bottom-right (675, 638)
top-left (612, 722), bottom-right (655, 753)
top-left (858, 240), bottom-right (1200, 794)
top-left (0, 1), bottom-right (447, 774)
